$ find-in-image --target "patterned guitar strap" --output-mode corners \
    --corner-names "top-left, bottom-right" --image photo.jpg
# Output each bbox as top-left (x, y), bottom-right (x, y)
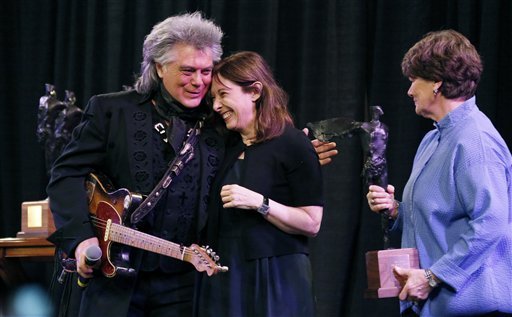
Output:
top-left (129, 119), bottom-right (203, 225)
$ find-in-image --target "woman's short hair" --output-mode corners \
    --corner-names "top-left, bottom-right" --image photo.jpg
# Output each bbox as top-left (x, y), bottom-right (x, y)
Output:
top-left (135, 12), bottom-right (223, 94)
top-left (401, 29), bottom-right (483, 100)
top-left (212, 51), bottom-right (293, 143)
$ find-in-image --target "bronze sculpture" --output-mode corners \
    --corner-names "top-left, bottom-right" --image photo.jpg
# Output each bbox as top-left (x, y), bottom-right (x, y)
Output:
top-left (307, 105), bottom-right (391, 248)
top-left (36, 84), bottom-right (83, 173)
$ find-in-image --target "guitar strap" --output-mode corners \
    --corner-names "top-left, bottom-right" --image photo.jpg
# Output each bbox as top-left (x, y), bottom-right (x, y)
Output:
top-left (129, 119), bottom-right (203, 225)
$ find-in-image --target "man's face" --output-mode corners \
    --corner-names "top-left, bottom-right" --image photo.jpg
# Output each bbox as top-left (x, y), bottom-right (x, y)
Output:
top-left (156, 43), bottom-right (214, 108)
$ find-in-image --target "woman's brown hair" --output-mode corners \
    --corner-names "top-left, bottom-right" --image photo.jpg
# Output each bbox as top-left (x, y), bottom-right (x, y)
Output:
top-left (212, 51), bottom-right (294, 143)
top-left (401, 29), bottom-right (483, 100)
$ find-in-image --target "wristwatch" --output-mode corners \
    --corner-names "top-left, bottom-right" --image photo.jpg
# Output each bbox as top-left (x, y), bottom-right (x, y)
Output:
top-left (424, 269), bottom-right (440, 288)
top-left (257, 196), bottom-right (270, 216)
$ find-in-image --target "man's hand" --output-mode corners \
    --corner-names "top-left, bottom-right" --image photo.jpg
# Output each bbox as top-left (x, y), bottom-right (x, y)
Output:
top-left (393, 266), bottom-right (433, 302)
top-left (303, 127), bottom-right (338, 166)
top-left (75, 237), bottom-right (100, 279)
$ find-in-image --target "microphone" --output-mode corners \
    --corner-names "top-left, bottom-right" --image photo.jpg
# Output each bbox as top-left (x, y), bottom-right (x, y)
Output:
top-left (77, 245), bottom-right (102, 288)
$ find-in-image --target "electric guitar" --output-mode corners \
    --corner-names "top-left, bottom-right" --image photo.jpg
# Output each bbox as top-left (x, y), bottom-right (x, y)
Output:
top-left (84, 172), bottom-right (228, 277)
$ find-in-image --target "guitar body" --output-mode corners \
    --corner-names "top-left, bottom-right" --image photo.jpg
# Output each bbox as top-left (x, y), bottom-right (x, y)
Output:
top-left (85, 173), bottom-right (141, 277)
top-left (83, 172), bottom-right (228, 278)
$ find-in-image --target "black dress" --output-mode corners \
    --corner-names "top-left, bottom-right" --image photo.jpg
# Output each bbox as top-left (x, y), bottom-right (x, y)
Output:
top-left (196, 126), bottom-right (324, 317)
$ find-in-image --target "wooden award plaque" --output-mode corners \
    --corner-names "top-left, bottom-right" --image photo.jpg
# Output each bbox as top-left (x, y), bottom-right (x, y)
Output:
top-left (364, 248), bottom-right (419, 298)
top-left (17, 199), bottom-right (56, 238)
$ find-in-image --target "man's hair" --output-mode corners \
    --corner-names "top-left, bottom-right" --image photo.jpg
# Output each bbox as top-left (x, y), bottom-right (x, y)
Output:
top-left (401, 29), bottom-right (483, 100)
top-left (134, 12), bottom-right (224, 94)
top-left (212, 51), bottom-right (294, 143)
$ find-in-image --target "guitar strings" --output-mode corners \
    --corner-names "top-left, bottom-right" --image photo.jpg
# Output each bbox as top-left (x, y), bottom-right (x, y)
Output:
top-left (90, 215), bottom-right (225, 271)
top-left (89, 215), bottom-right (200, 258)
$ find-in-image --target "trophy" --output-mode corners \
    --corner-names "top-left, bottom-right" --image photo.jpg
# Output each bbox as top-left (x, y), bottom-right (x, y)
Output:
top-left (307, 106), bottom-right (419, 298)
top-left (18, 84), bottom-right (83, 238)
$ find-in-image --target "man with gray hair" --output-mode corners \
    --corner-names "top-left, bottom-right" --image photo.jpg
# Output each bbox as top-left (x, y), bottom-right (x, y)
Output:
top-left (48, 12), bottom-right (226, 316)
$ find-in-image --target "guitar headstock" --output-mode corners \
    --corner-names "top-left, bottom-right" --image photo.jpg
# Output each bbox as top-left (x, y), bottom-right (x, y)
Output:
top-left (186, 244), bottom-right (229, 276)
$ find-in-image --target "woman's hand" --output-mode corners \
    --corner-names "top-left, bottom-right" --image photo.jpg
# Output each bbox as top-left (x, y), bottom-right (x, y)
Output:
top-left (220, 184), bottom-right (261, 210)
top-left (393, 266), bottom-right (433, 302)
top-left (366, 184), bottom-right (398, 217)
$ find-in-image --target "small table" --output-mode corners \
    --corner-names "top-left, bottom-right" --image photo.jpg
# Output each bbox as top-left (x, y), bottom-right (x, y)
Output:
top-left (0, 237), bottom-right (56, 287)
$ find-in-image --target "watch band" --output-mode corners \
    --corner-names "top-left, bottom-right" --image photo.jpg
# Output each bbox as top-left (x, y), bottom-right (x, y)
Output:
top-left (257, 196), bottom-right (270, 216)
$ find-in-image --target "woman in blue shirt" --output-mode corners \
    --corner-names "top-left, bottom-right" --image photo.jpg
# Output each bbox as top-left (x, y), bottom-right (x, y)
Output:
top-left (367, 30), bottom-right (512, 316)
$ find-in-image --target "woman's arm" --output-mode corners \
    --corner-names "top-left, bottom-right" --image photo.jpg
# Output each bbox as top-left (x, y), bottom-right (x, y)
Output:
top-left (220, 184), bottom-right (323, 237)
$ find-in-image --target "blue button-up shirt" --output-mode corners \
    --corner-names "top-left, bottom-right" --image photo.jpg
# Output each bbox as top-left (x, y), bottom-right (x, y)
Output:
top-left (395, 97), bottom-right (512, 316)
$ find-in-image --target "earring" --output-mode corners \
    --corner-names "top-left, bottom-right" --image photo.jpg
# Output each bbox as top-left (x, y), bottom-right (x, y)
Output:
top-left (433, 88), bottom-right (439, 96)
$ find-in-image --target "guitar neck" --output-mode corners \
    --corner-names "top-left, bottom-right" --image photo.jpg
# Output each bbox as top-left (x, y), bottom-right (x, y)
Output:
top-left (107, 221), bottom-right (189, 262)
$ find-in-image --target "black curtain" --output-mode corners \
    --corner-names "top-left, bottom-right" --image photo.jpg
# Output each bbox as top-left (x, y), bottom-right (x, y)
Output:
top-left (1, 1), bottom-right (510, 316)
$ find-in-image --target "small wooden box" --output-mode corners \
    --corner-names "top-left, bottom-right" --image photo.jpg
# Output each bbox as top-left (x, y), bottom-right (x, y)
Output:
top-left (17, 199), bottom-right (56, 238)
top-left (365, 248), bottom-right (419, 298)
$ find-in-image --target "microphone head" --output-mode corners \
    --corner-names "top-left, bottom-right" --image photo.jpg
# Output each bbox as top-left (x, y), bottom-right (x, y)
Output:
top-left (77, 245), bottom-right (103, 288)
top-left (84, 245), bottom-right (102, 265)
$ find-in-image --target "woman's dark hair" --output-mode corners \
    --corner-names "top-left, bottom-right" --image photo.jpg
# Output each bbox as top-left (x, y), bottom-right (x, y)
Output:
top-left (401, 29), bottom-right (483, 99)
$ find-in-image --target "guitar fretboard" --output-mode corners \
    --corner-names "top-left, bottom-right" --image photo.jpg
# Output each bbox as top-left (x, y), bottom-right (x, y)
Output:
top-left (108, 222), bottom-right (188, 261)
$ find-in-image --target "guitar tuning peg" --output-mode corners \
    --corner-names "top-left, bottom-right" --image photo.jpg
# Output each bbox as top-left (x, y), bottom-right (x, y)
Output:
top-left (214, 255), bottom-right (220, 261)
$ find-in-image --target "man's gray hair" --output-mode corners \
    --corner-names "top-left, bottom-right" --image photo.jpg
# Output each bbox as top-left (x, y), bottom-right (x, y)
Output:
top-left (134, 12), bottom-right (224, 94)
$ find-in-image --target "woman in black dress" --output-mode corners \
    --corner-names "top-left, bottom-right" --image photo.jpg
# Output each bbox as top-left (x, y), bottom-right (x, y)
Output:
top-left (196, 51), bottom-right (324, 316)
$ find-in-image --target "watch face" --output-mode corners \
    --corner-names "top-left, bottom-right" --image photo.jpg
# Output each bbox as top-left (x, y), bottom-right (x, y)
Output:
top-left (257, 204), bottom-right (269, 215)
top-left (425, 269), bottom-right (438, 288)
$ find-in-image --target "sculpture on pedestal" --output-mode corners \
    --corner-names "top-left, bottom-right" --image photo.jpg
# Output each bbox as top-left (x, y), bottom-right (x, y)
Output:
top-left (36, 84), bottom-right (83, 174)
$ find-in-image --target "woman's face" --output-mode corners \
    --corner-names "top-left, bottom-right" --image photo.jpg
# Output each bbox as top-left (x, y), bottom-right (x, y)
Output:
top-left (407, 77), bottom-right (441, 121)
top-left (211, 75), bottom-right (259, 136)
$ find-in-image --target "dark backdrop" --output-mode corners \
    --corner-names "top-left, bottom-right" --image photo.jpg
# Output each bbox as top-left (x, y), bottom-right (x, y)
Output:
top-left (1, 1), bottom-right (511, 316)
